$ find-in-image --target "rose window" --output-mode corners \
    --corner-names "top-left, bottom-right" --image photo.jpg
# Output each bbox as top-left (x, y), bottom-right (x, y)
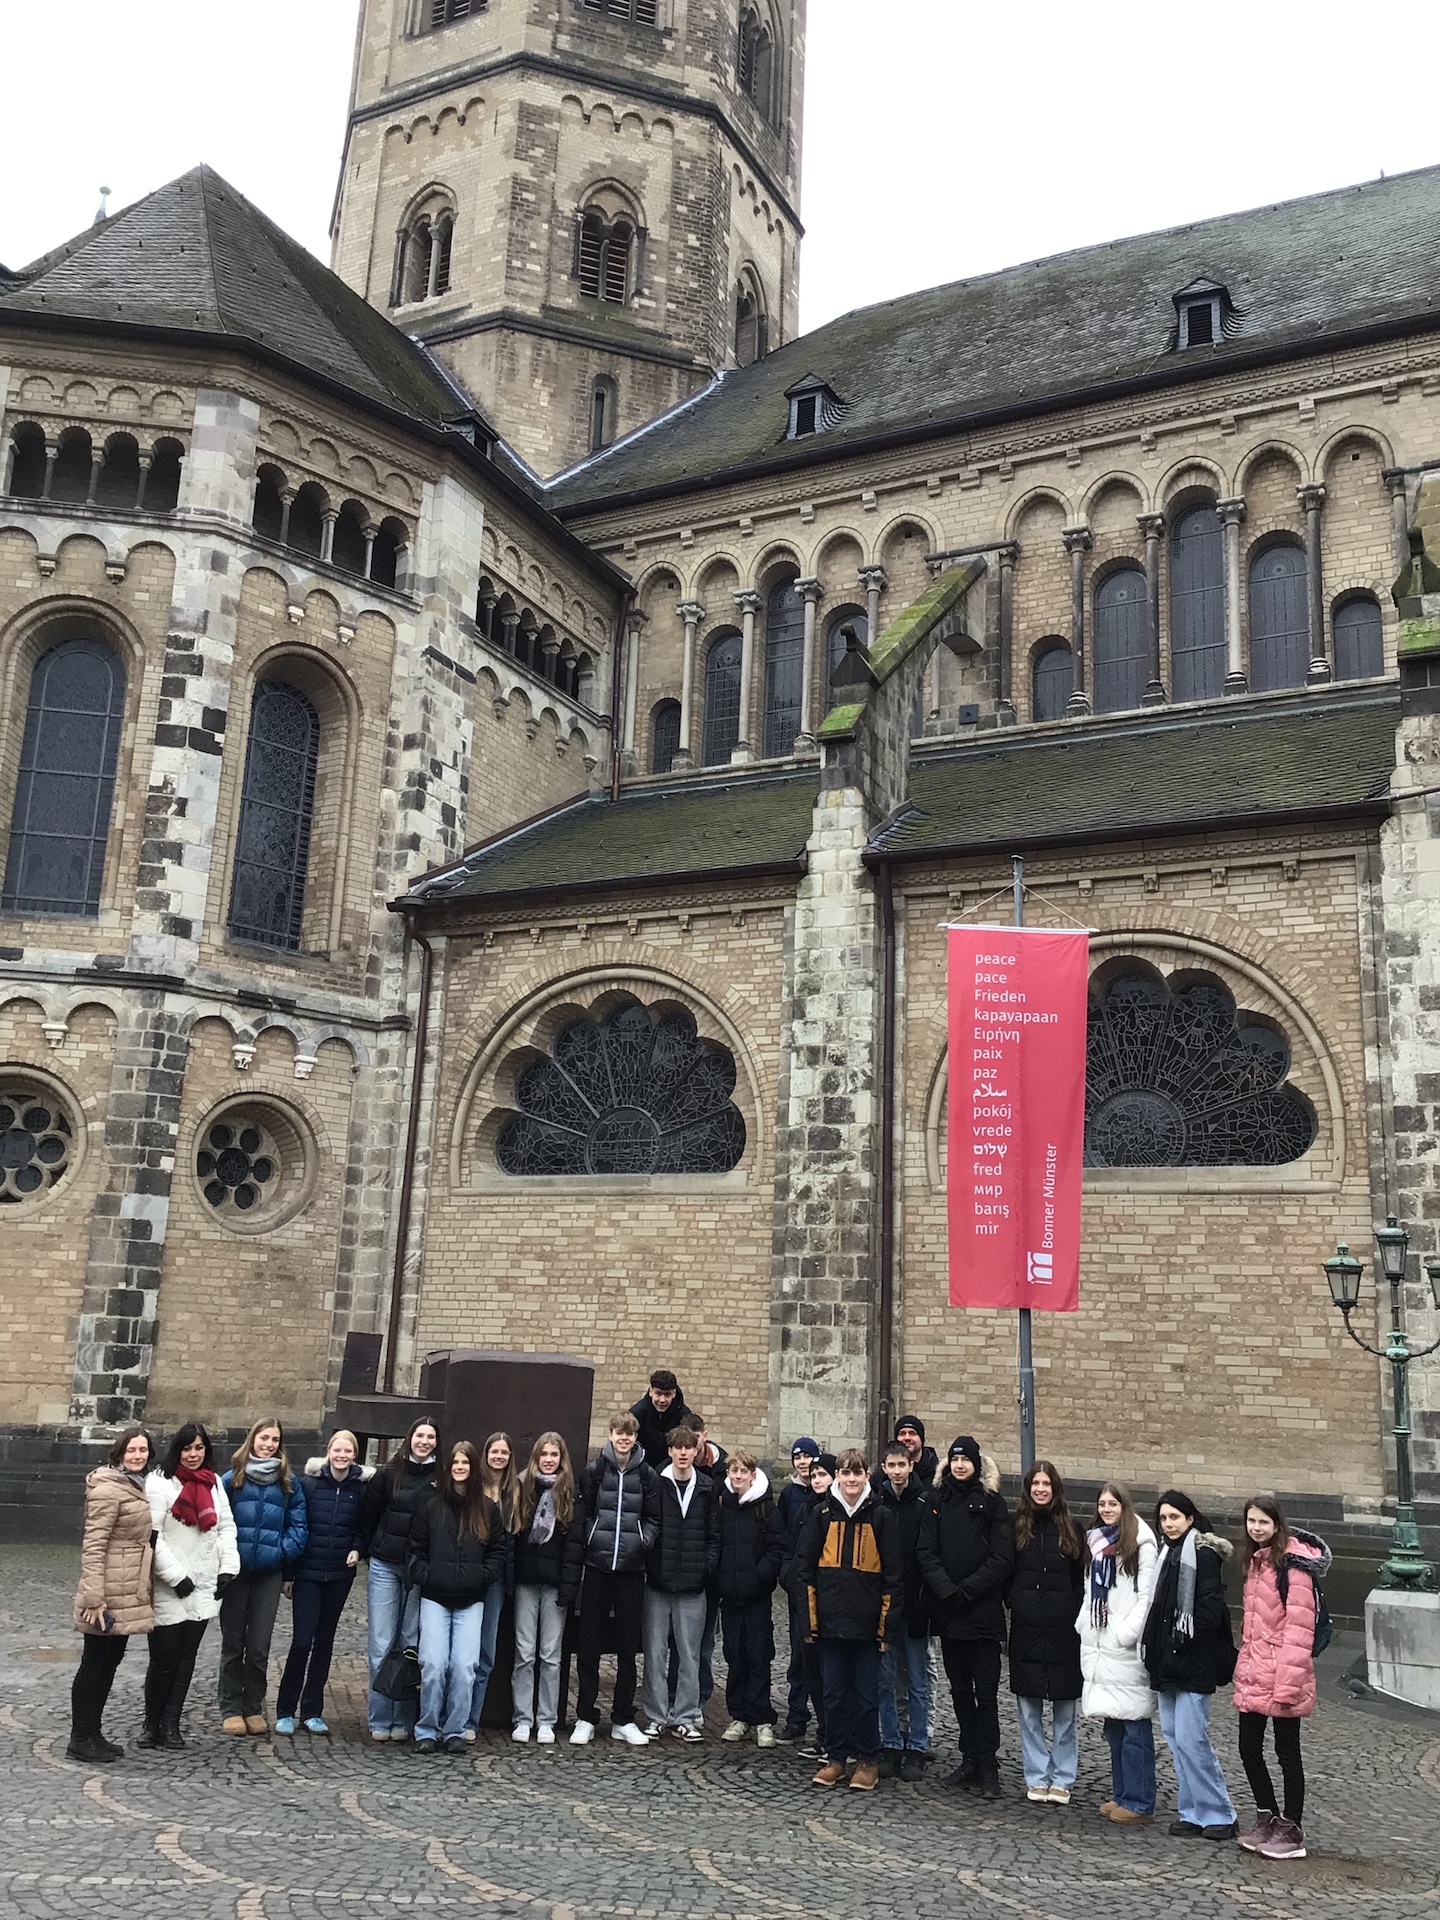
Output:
top-left (0, 1085), bottom-right (74, 1202)
top-left (197, 1117), bottom-right (281, 1214)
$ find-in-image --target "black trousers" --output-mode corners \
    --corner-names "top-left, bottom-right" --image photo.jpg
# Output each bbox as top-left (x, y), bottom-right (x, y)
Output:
top-left (145, 1619), bottom-right (209, 1730)
top-left (71, 1632), bottom-right (128, 1741)
top-left (575, 1568), bottom-right (646, 1725)
top-left (785, 1592), bottom-right (811, 1728)
top-left (1238, 1710), bottom-right (1305, 1823)
top-left (218, 1568), bottom-right (284, 1717)
top-left (276, 1574), bottom-right (354, 1722)
top-left (941, 1636), bottom-right (1002, 1763)
top-left (721, 1596), bottom-right (776, 1726)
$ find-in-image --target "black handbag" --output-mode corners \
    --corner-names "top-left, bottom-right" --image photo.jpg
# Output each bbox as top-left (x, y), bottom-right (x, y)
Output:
top-left (374, 1592), bottom-right (421, 1703)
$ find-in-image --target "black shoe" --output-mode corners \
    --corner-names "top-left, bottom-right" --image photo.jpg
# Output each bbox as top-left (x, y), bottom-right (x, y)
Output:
top-left (135, 1725), bottom-right (162, 1750)
top-left (946, 1759), bottom-right (982, 1790)
top-left (978, 1765), bottom-right (1001, 1801)
top-left (878, 1750), bottom-right (901, 1779)
top-left (1203, 1822), bottom-right (1239, 1839)
top-left (65, 1736), bottom-right (118, 1764)
top-left (415, 1739), bottom-right (439, 1755)
top-left (97, 1736), bottom-right (124, 1761)
top-left (775, 1723), bottom-right (806, 1745)
top-left (797, 1740), bottom-right (824, 1761)
top-left (1168, 1819), bottom-right (1205, 1838)
top-left (900, 1751), bottom-right (928, 1783)
top-left (443, 1736), bottom-right (469, 1754)
top-left (160, 1722), bottom-right (186, 1751)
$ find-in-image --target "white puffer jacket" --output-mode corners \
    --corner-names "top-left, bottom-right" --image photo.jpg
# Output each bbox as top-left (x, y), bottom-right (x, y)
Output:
top-left (1076, 1517), bottom-right (1159, 1722)
top-left (148, 1473), bottom-right (240, 1626)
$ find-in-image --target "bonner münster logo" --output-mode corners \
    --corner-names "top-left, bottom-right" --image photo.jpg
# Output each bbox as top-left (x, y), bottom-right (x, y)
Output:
top-left (1026, 1251), bottom-right (1053, 1284)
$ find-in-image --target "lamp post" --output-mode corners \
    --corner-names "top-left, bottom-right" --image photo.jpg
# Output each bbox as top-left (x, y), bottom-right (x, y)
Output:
top-left (1323, 1215), bottom-right (1440, 1590)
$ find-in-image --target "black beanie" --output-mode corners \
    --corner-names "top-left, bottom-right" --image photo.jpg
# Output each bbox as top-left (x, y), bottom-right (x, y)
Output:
top-left (814, 1452), bottom-right (838, 1480)
top-left (948, 1435), bottom-right (982, 1475)
top-left (894, 1414), bottom-right (926, 1443)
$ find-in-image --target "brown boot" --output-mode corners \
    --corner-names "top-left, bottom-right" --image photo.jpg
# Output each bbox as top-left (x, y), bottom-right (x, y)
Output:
top-left (849, 1760), bottom-right (880, 1791)
top-left (221, 1716), bottom-right (247, 1736)
top-left (1107, 1807), bottom-right (1154, 1825)
top-left (811, 1762), bottom-right (849, 1788)
top-left (244, 1716), bottom-right (268, 1736)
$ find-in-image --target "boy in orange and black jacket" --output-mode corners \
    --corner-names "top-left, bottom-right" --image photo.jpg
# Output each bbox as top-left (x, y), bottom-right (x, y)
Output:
top-left (794, 1446), bottom-right (902, 1791)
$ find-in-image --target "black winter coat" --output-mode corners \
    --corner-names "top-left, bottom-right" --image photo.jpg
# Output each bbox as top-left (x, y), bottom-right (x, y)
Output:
top-left (715, 1475), bottom-right (784, 1606)
top-left (647, 1469), bottom-right (720, 1595)
top-left (871, 1471), bottom-right (930, 1636)
top-left (408, 1493), bottom-right (506, 1610)
top-left (1142, 1535), bottom-right (1235, 1695)
top-left (916, 1471), bottom-right (1014, 1642)
top-left (359, 1457), bottom-right (437, 1567)
top-left (795, 1489), bottom-right (902, 1643)
top-left (582, 1444), bottom-right (660, 1574)
top-left (629, 1389), bottom-right (694, 1468)
top-left (293, 1462), bottom-right (371, 1583)
top-left (1007, 1510), bottom-right (1084, 1699)
top-left (512, 1482), bottom-right (586, 1609)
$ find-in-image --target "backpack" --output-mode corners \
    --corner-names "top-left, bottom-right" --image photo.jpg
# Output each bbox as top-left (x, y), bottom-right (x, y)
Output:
top-left (1309, 1580), bottom-right (1333, 1656)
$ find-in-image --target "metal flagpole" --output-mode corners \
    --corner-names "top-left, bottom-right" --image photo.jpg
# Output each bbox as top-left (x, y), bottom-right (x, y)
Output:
top-left (1013, 855), bottom-right (1036, 1473)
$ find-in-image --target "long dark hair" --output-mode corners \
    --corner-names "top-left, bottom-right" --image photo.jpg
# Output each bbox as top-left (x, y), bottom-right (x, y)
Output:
top-left (1089, 1480), bottom-right (1142, 1580)
top-left (162, 1421), bottom-right (215, 1477)
top-left (443, 1441), bottom-right (491, 1541)
top-left (480, 1431), bottom-right (520, 1529)
top-left (388, 1416), bottom-right (440, 1488)
top-left (106, 1427), bottom-right (153, 1471)
top-left (1014, 1459), bottom-right (1082, 1558)
top-left (1242, 1493), bottom-right (1291, 1577)
top-left (1154, 1488), bottom-right (1211, 1539)
top-left (519, 1431), bottom-right (575, 1530)
top-left (230, 1418), bottom-right (293, 1493)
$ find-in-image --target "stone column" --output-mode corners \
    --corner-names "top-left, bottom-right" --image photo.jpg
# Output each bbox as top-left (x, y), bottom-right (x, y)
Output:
top-left (1063, 526), bottom-right (1092, 715)
top-left (795, 576), bottom-right (823, 748)
top-left (135, 451), bottom-right (152, 511)
top-left (426, 224), bottom-right (443, 300)
top-left (1218, 497), bottom-right (1248, 694)
top-left (1384, 468), bottom-right (1411, 576)
top-left (997, 542), bottom-right (1017, 724)
top-left (622, 608), bottom-right (645, 775)
top-left (500, 609), bottom-right (520, 656)
top-left (1298, 483), bottom-right (1329, 682)
top-left (40, 438), bottom-right (58, 500)
top-left (676, 600), bottom-right (704, 770)
top-left (733, 589), bottom-right (761, 762)
top-left (1138, 512), bottom-right (1167, 703)
top-left (476, 588), bottom-right (497, 642)
top-left (858, 565), bottom-right (888, 644)
top-left (321, 508), bottom-right (338, 564)
top-left (362, 522), bottom-right (378, 581)
top-left (278, 486), bottom-right (295, 547)
top-left (393, 544), bottom-right (410, 595)
top-left (86, 447), bottom-right (104, 505)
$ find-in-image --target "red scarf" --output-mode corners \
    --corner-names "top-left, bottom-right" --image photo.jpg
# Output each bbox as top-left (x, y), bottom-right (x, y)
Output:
top-left (171, 1464), bottom-right (218, 1532)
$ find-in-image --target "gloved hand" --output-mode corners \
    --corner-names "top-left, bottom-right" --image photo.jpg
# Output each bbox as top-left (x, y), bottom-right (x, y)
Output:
top-left (172, 1577), bottom-right (196, 1600)
top-left (214, 1573), bottom-right (235, 1597)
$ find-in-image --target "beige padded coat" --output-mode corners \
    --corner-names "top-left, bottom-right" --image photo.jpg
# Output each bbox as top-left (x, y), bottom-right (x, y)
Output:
top-left (73, 1468), bottom-right (156, 1637)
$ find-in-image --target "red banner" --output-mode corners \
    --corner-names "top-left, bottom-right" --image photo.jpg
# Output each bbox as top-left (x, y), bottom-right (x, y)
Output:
top-left (946, 927), bottom-right (1089, 1311)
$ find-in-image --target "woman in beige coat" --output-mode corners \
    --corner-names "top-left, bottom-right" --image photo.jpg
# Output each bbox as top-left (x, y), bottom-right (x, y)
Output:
top-left (69, 1427), bottom-right (156, 1763)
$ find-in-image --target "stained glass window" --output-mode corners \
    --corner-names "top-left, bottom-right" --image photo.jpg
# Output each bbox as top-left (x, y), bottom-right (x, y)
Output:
top-left (1170, 506), bottom-right (1225, 702)
top-left (197, 1116), bottom-right (280, 1216)
top-left (1249, 543), bottom-right (1308, 692)
top-left (495, 1001), bottom-right (746, 1175)
top-left (1333, 595), bottom-right (1384, 681)
top-left (651, 700), bottom-right (681, 775)
top-left (228, 680), bottom-right (319, 951)
top-left (1093, 568), bottom-right (1147, 713)
top-left (1084, 968), bottom-right (1316, 1167)
top-left (762, 577), bottom-right (805, 758)
top-left (0, 1085), bottom-right (74, 1203)
top-left (702, 630), bottom-right (742, 765)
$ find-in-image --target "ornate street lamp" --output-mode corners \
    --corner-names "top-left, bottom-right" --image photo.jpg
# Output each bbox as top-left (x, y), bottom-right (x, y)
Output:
top-left (1322, 1215), bottom-right (1440, 1591)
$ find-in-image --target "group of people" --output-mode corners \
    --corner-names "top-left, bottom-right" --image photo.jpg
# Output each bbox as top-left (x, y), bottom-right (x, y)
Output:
top-left (67, 1370), bottom-right (1328, 1863)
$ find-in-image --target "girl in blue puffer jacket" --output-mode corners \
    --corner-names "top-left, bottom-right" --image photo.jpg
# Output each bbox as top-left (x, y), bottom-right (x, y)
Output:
top-left (219, 1419), bottom-right (307, 1735)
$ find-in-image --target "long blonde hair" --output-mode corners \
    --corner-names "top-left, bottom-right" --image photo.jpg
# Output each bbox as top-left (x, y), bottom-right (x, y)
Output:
top-left (481, 1431), bottom-right (520, 1529)
top-left (519, 1431), bottom-right (575, 1531)
top-left (230, 1418), bottom-right (293, 1493)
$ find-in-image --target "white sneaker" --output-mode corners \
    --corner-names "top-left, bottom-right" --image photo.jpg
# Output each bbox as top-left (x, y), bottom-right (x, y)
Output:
top-left (536, 1725), bottom-right (556, 1745)
top-left (569, 1720), bottom-right (595, 1746)
top-left (611, 1721), bottom-right (653, 1746)
top-left (511, 1724), bottom-right (531, 1743)
top-left (674, 1723), bottom-right (703, 1743)
top-left (721, 1720), bottom-right (749, 1743)
top-left (755, 1723), bottom-right (776, 1748)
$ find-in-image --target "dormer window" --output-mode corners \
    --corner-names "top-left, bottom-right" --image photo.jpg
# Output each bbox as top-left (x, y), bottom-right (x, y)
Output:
top-left (784, 374), bottom-right (848, 441)
top-left (1173, 278), bottom-right (1234, 351)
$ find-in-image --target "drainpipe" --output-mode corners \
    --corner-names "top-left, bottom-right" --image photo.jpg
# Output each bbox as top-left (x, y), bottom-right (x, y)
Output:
top-left (876, 855), bottom-right (898, 1453)
top-left (609, 588), bottom-right (635, 804)
top-left (385, 917), bottom-right (434, 1394)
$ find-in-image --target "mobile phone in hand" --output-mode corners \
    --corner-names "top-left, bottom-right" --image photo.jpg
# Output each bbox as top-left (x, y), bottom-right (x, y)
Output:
top-left (100, 1610), bottom-right (116, 1633)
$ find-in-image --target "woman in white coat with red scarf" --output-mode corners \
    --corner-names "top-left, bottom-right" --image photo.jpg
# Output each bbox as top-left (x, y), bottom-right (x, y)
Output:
top-left (143, 1421), bottom-right (239, 1748)
top-left (1077, 1482), bottom-right (1159, 1823)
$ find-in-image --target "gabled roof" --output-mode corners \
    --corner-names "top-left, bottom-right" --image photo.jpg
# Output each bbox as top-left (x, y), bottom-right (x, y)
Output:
top-left (549, 163), bottom-right (1440, 512)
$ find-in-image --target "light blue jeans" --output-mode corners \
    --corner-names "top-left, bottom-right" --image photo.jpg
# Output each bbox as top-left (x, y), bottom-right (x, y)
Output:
top-left (879, 1634), bottom-right (933, 1751)
top-left (465, 1581), bottom-right (505, 1732)
top-left (417, 1599), bottom-right (484, 1743)
top-left (1158, 1689), bottom-right (1237, 1828)
top-left (366, 1559), bottom-right (420, 1735)
top-left (1016, 1695), bottom-right (1078, 1789)
top-left (512, 1585), bottom-right (567, 1732)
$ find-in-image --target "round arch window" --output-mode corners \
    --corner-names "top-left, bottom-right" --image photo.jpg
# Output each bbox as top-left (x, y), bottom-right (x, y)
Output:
top-left (193, 1099), bottom-right (315, 1233)
top-left (0, 1079), bottom-right (78, 1204)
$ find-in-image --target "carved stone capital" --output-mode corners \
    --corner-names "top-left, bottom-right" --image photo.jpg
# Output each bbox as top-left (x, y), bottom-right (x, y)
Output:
top-left (1296, 484), bottom-right (1327, 514)
top-left (1137, 513), bottom-right (1166, 539)
top-left (1216, 497), bottom-right (1247, 526)
top-left (1062, 526), bottom-right (1093, 554)
top-left (676, 600), bottom-right (706, 626)
top-left (1382, 466), bottom-right (1410, 499)
top-left (795, 576), bottom-right (824, 604)
top-left (732, 590), bottom-right (762, 615)
top-left (857, 565), bottom-right (888, 591)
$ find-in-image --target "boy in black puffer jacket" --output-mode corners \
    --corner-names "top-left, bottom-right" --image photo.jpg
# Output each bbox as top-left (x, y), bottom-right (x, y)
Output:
top-left (775, 1438), bottom-right (820, 1744)
top-left (715, 1451), bottom-right (785, 1747)
top-left (572, 1412), bottom-right (660, 1748)
top-left (639, 1426), bottom-right (719, 1740)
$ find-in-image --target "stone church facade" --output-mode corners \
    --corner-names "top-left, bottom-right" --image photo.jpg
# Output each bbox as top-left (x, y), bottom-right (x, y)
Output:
top-left (3, 1), bottom-right (1439, 1528)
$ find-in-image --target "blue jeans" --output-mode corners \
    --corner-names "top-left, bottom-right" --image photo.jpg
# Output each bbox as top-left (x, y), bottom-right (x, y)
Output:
top-left (1016, 1695), bottom-right (1078, 1789)
top-left (465, 1583), bottom-right (504, 1732)
top-left (1158, 1689), bottom-right (1236, 1828)
top-left (418, 1599), bottom-right (484, 1743)
top-left (820, 1638), bottom-right (881, 1765)
top-left (879, 1634), bottom-right (932, 1751)
top-left (1103, 1716), bottom-right (1157, 1814)
top-left (366, 1560), bottom-right (420, 1735)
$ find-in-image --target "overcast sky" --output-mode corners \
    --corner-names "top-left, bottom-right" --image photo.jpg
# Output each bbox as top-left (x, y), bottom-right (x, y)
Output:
top-left (3, 1), bottom-right (1437, 335)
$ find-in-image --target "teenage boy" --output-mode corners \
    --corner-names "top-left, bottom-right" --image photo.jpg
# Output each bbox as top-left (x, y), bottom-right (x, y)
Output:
top-left (893, 1415), bottom-right (939, 1488)
top-left (715, 1450), bottom-right (785, 1747)
top-left (775, 1438), bottom-right (819, 1744)
top-left (572, 1413), bottom-right (660, 1748)
top-left (673, 1412), bottom-right (724, 1703)
top-left (796, 1447), bottom-right (901, 1791)
top-left (873, 1442), bottom-right (932, 1780)
top-left (640, 1425), bottom-right (720, 1740)
top-left (630, 1370), bottom-right (691, 1468)
top-left (794, 1451), bottom-right (835, 1760)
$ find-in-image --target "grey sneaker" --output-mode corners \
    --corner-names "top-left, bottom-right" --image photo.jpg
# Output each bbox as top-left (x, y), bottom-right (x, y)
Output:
top-left (1238, 1811), bottom-right (1277, 1852)
top-left (1257, 1818), bottom-right (1306, 1859)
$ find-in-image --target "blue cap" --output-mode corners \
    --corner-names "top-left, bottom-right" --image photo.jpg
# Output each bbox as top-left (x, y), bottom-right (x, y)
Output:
top-left (790, 1436), bottom-right (820, 1458)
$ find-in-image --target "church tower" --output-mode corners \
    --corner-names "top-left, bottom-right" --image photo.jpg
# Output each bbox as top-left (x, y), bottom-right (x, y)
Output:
top-left (332, 0), bottom-right (806, 476)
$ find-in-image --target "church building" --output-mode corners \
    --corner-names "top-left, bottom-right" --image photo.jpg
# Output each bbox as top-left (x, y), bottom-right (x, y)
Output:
top-left (2, 0), bottom-right (1438, 1533)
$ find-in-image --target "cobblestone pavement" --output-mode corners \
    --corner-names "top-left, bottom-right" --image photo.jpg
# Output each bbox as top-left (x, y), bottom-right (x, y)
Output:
top-left (4, 1545), bottom-right (1439, 1920)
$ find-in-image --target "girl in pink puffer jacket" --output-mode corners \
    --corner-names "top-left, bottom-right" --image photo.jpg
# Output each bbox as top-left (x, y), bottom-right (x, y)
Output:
top-left (1232, 1495), bottom-right (1331, 1862)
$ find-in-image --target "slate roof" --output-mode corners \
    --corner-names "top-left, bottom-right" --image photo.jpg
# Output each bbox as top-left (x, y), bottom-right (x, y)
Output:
top-left (549, 164), bottom-right (1440, 511)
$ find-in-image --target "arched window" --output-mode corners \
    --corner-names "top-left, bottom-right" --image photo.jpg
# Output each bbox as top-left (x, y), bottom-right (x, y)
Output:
top-left (228, 680), bottom-right (320, 951)
top-left (287, 482), bottom-right (327, 559)
top-left (6, 423), bottom-right (47, 498)
top-left (1031, 641), bottom-right (1072, 722)
top-left (145, 437), bottom-right (184, 513)
top-left (1084, 967), bottom-right (1316, 1166)
top-left (826, 605), bottom-right (867, 702)
top-left (590, 377), bottom-right (616, 453)
top-left (50, 427), bottom-right (92, 504)
top-left (650, 699), bottom-right (681, 774)
top-left (392, 197), bottom-right (456, 305)
top-left (702, 628), bottom-right (743, 765)
top-left (1092, 567), bottom-right (1147, 714)
top-left (577, 207), bottom-right (635, 303)
top-left (425, 0), bottom-right (476, 26)
top-left (494, 1000), bottom-right (745, 1175)
top-left (331, 501), bottom-right (369, 576)
top-left (738, 7), bottom-right (775, 118)
top-left (762, 575), bottom-right (805, 758)
top-left (2, 636), bottom-right (126, 917)
top-left (371, 517), bottom-right (407, 590)
top-left (1248, 542), bottom-right (1308, 693)
top-left (1169, 504), bottom-right (1225, 701)
top-left (734, 277), bottom-right (767, 366)
top-left (96, 434), bottom-right (140, 509)
top-left (1333, 594), bottom-right (1384, 681)
top-left (252, 465), bottom-right (286, 542)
